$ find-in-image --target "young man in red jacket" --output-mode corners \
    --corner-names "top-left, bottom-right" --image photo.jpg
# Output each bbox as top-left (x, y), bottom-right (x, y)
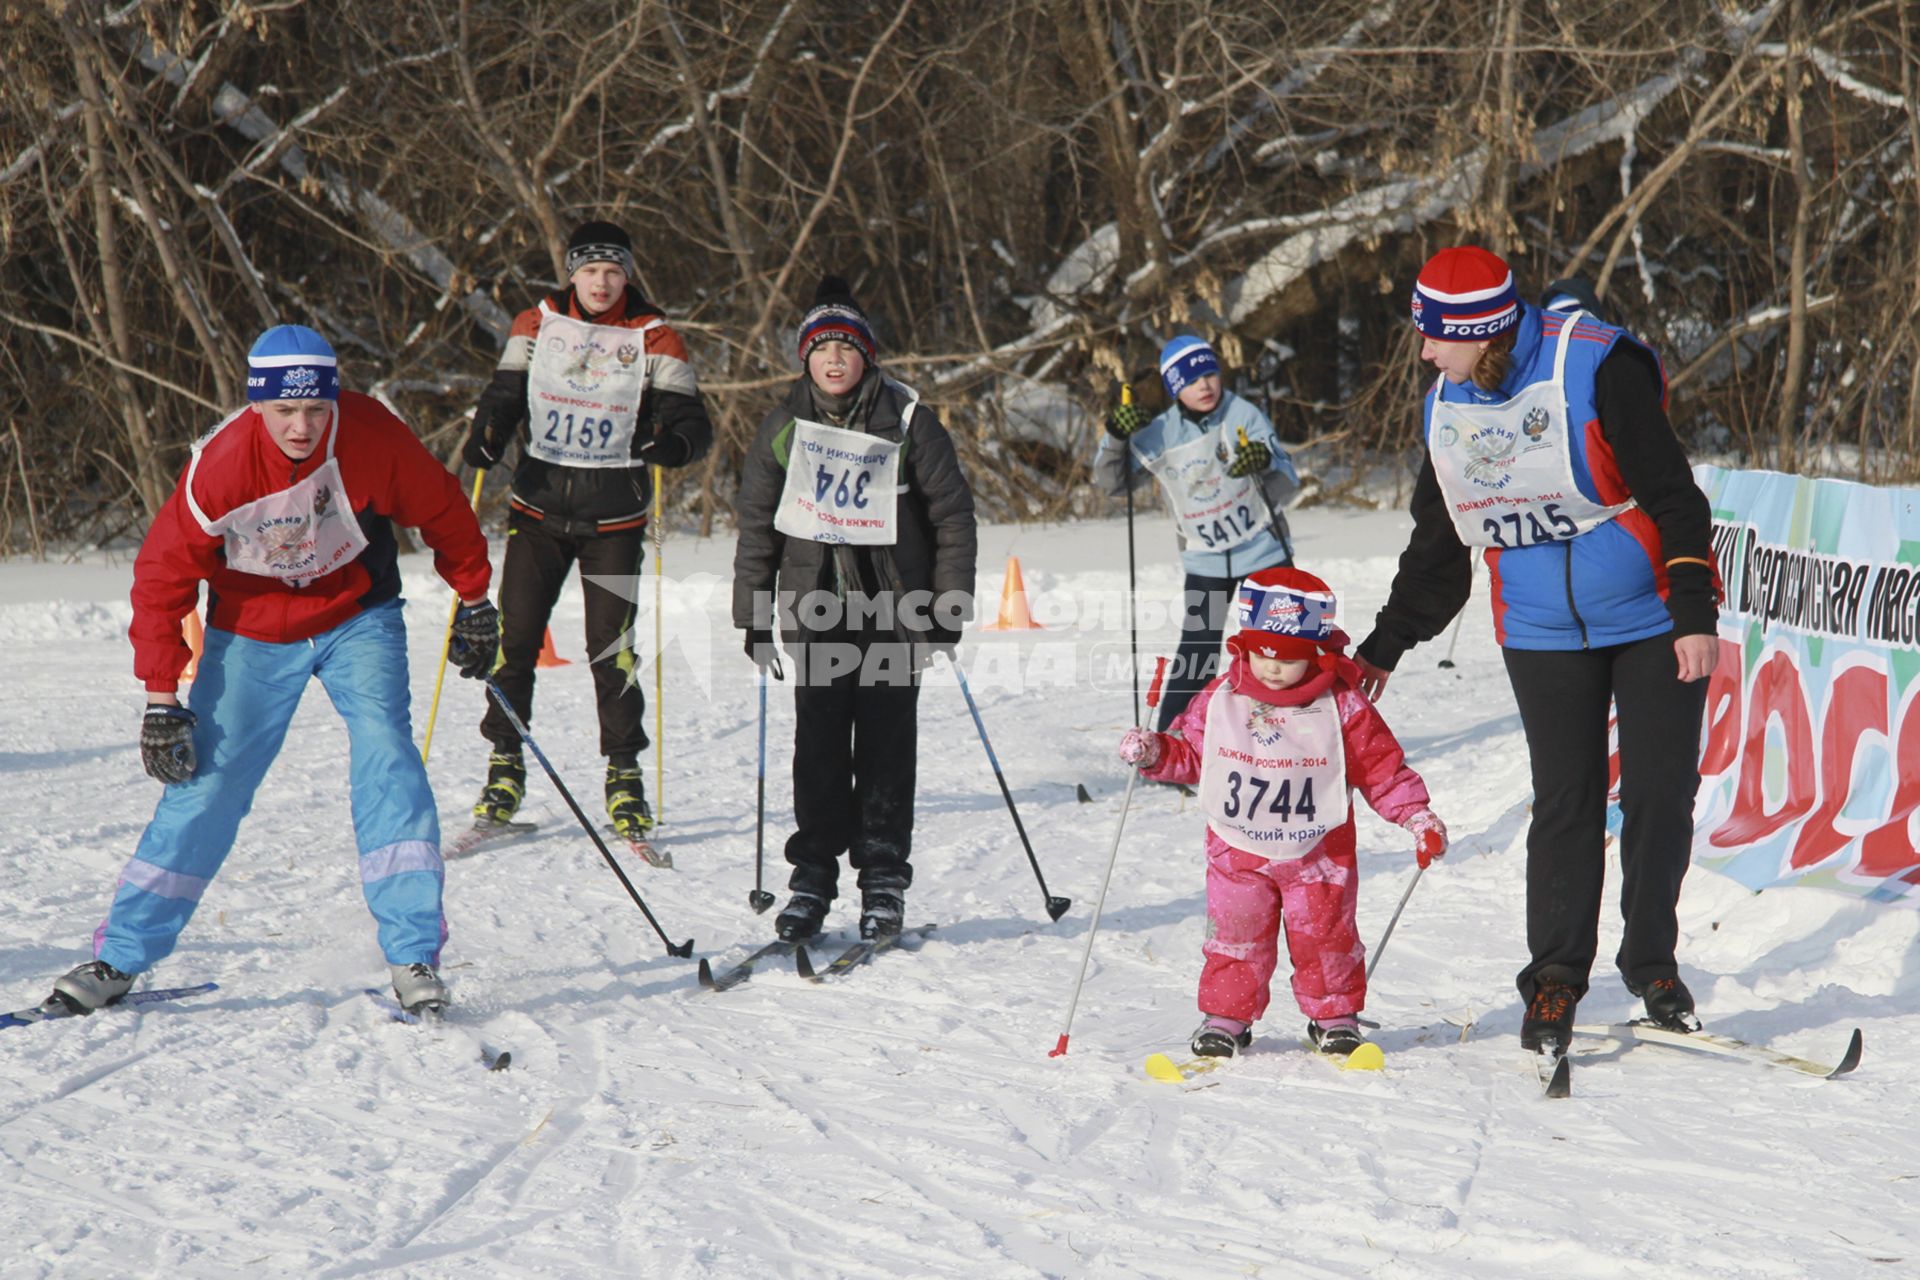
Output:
top-left (48, 325), bottom-right (497, 1016)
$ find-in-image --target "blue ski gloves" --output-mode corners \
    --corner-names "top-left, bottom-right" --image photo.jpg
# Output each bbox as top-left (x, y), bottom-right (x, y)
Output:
top-left (141, 705), bottom-right (198, 784)
top-left (450, 600), bottom-right (501, 680)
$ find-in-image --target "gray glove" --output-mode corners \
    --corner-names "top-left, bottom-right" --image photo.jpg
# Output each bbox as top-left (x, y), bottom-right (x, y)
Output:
top-left (450, 600), bottom-right (500, 680)
top-left (141, 705), bottom-right (198, 784)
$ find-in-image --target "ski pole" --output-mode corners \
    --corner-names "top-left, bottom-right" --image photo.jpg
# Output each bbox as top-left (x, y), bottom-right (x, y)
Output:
top-left (1236, 427), bottom-right (1293, 563)
top-left (421, 469), bottom-right (486, 764)
top-left (950, 657), bottom-right (1070, 922)
top-left (1050, 656), bottom-right (1167, 1057)
top-left (749, 649), bottom-right (786, 914)
top-left (1121, 382), bottom-right (1141, 725)
top-left (1366, 865), bottom-right (1424, 982)
top-left (1437, 550), bottom-right (1480, 670)
top-left (652, 465), bottom-right (665, 822)
top-left (484, 679), bottom-right (693, 957)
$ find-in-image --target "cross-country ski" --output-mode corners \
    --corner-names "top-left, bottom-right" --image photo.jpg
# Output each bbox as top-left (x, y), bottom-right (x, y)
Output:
top-left (1574, 1022), bottom-right (1864, 1080)
top-left (0, 983), bottom-right (219, 1031)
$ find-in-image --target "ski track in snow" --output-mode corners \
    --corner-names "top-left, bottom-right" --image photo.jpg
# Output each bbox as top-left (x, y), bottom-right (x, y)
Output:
top-left (2, 510), bottom-right (1916, 1278)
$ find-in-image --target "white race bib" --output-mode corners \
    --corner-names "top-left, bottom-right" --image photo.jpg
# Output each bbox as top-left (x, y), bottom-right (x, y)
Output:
top-left (773, 418), bottom-right (902, 546)
top-left (525, 308), bottom-right (660, 468)
top-left (1428, 312), bottom-right (1634, 550)
top-left (1200, 685), bottom-right (1349, 858)
top-left (187, 406), bottom-right (369, 589)
top-left (1142, 427), bottom-right (1263, 552)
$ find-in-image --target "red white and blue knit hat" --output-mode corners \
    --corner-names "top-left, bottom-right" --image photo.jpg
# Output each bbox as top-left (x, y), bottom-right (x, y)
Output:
top-left (1411, 246), bottom-right (1521, 341)
top-left (1227, 566), bottom-right (1340, 660)
top-left (246, 325), bottom-right (339, 402)
top-left (796, 275), bottom-right (877, 366)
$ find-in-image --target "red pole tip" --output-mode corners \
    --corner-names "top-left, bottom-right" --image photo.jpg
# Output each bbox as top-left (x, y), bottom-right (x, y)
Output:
top-left (1048, 1034), bottom-right (1070, 1058)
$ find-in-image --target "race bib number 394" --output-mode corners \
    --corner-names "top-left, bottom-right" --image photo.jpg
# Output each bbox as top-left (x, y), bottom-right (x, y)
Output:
top-left (773, 417), bottom-right (902, 546)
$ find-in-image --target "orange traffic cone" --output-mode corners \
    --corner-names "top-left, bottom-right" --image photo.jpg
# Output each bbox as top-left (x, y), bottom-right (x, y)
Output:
top-left (980, 556), bottom-right (1046, 631)
top-left (180, 612), bottom-right (204, 682)
top-left (536, 627), bottom-right (572, 667)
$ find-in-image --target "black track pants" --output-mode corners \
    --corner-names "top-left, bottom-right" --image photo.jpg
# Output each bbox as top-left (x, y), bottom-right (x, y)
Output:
top-left (783, 629), bottom-right (921, 899)
top-left (481, 512), bottom-right (649, 759)
top-left (1504, 635), bottom-right (1708, 1002)
top-left (1157, 573), bottom-right (1238, 731)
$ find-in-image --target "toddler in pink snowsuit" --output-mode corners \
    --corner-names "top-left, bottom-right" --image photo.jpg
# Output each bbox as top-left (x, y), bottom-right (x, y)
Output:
top-left (1119, 567), bottom-right (1447, 1059)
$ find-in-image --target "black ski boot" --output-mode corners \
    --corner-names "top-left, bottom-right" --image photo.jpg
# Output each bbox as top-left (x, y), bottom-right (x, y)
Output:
top-left (775, 891), bottom-right (830, 942)
top-left (1520, 981), bottom-right (1579, 1052)
top-left (858, 888), bottom-right (905, 940)
top-left (1630, 975), bottom-right (1702, 1032)
top-left (472, 751), bottom-right (526, 826)
top-left (1190, 1018), bottom-right (1253, 1058)
top-left (605, 762), bottom-right (654, 841)
top-left (1307, 1020), bottom-right (1369, 1058)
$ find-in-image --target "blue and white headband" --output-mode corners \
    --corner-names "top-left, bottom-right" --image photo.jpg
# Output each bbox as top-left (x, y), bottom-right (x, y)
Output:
top-left (246, 324), bottom-right (339, 402)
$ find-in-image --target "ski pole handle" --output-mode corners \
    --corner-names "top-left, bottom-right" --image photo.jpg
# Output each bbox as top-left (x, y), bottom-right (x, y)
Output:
top-left (1145, 654), bottom-right (1168, 713)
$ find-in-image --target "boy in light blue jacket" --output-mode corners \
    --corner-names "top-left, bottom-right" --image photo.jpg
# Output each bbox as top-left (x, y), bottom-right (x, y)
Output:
top-left (1093, 336), bottom-right (1299, 729)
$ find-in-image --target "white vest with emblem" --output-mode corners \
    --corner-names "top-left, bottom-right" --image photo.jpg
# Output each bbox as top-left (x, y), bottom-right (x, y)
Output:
top-left (1141, 425), bottom-right (1263, 552)
top-left (186, 405), bottom-right (369, 590)
top-left (1427, 311), bottom-right (1633, 550)
top-left (525, 303), bottom-right (662, 469)
top-left (1199, 684), bottom-right (1349, 858)
top-left (772, 380), bottom-right (920, 547)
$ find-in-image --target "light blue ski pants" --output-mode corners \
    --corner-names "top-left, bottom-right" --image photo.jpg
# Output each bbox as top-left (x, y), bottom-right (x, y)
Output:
top-left (94, 600), bottom-right (446, 974)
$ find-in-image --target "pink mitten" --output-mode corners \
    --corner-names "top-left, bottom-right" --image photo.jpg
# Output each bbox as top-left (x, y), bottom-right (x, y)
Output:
top-left (1117, 728), bottom-right (1162, 768)
top-left (1405, 809), bottom-right (1448, 868)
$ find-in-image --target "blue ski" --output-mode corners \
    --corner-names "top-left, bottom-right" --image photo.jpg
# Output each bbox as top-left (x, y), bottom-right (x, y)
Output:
top-left (0, 982), bottom-right (219, 1031)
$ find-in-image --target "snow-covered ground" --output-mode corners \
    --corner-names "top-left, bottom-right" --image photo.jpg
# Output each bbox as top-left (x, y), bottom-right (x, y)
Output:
top-left (2, 506), bottom-right (1914, 1279)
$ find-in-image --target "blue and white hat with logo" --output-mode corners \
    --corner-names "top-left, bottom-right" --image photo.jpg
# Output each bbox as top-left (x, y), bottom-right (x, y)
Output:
top-left (1159, 335), bottom-right (1221, 399)
top-left (247, 325), bottom-right (339, 402)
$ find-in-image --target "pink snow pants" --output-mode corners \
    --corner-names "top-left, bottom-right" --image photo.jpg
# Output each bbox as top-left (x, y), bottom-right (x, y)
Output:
top-left (1198, 842), bottom-right (1366, 1023)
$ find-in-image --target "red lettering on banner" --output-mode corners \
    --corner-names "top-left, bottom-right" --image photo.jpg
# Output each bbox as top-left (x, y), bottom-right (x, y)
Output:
top-left (1697, 638), bottom-right (1744, 776)
top-left (1857, 681), bottom-right (1920, 878)
top-left (1709, 650), bottom-right (1817, 847)
top-left (1788, 662), bottom-right (1887, 869)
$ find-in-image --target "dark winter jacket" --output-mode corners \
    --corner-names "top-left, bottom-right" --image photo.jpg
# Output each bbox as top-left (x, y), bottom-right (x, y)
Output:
top-left (464, 285), bottom-right (713, 532)
top-left (732, 374), bottom-right (978, 646)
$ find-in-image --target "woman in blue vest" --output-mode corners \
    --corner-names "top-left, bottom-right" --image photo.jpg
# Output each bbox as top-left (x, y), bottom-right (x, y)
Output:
top-left (1353, 247), bottom-right (1719, 1055)
top-left (1094, 337), bottom-right (1300, 730)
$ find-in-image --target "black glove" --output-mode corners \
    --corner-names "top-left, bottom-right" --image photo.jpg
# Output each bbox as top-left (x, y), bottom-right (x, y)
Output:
top-left (461, 429), bottom-right (498, 471)
top-left (1226, 436), bottom-right (1271, 478)
top-left (141, 705), bottom-right (198, 785)
top-left (450, 600), bottom-right (500, 680)
top-left (639, 431), bottom-right (693, 469)
top-left (1105, 401), bottom-right (1146, 440)
top-left (743, 628), bottom-right (779, 671)
top-left (926, 626), bottom-right (960, 661)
